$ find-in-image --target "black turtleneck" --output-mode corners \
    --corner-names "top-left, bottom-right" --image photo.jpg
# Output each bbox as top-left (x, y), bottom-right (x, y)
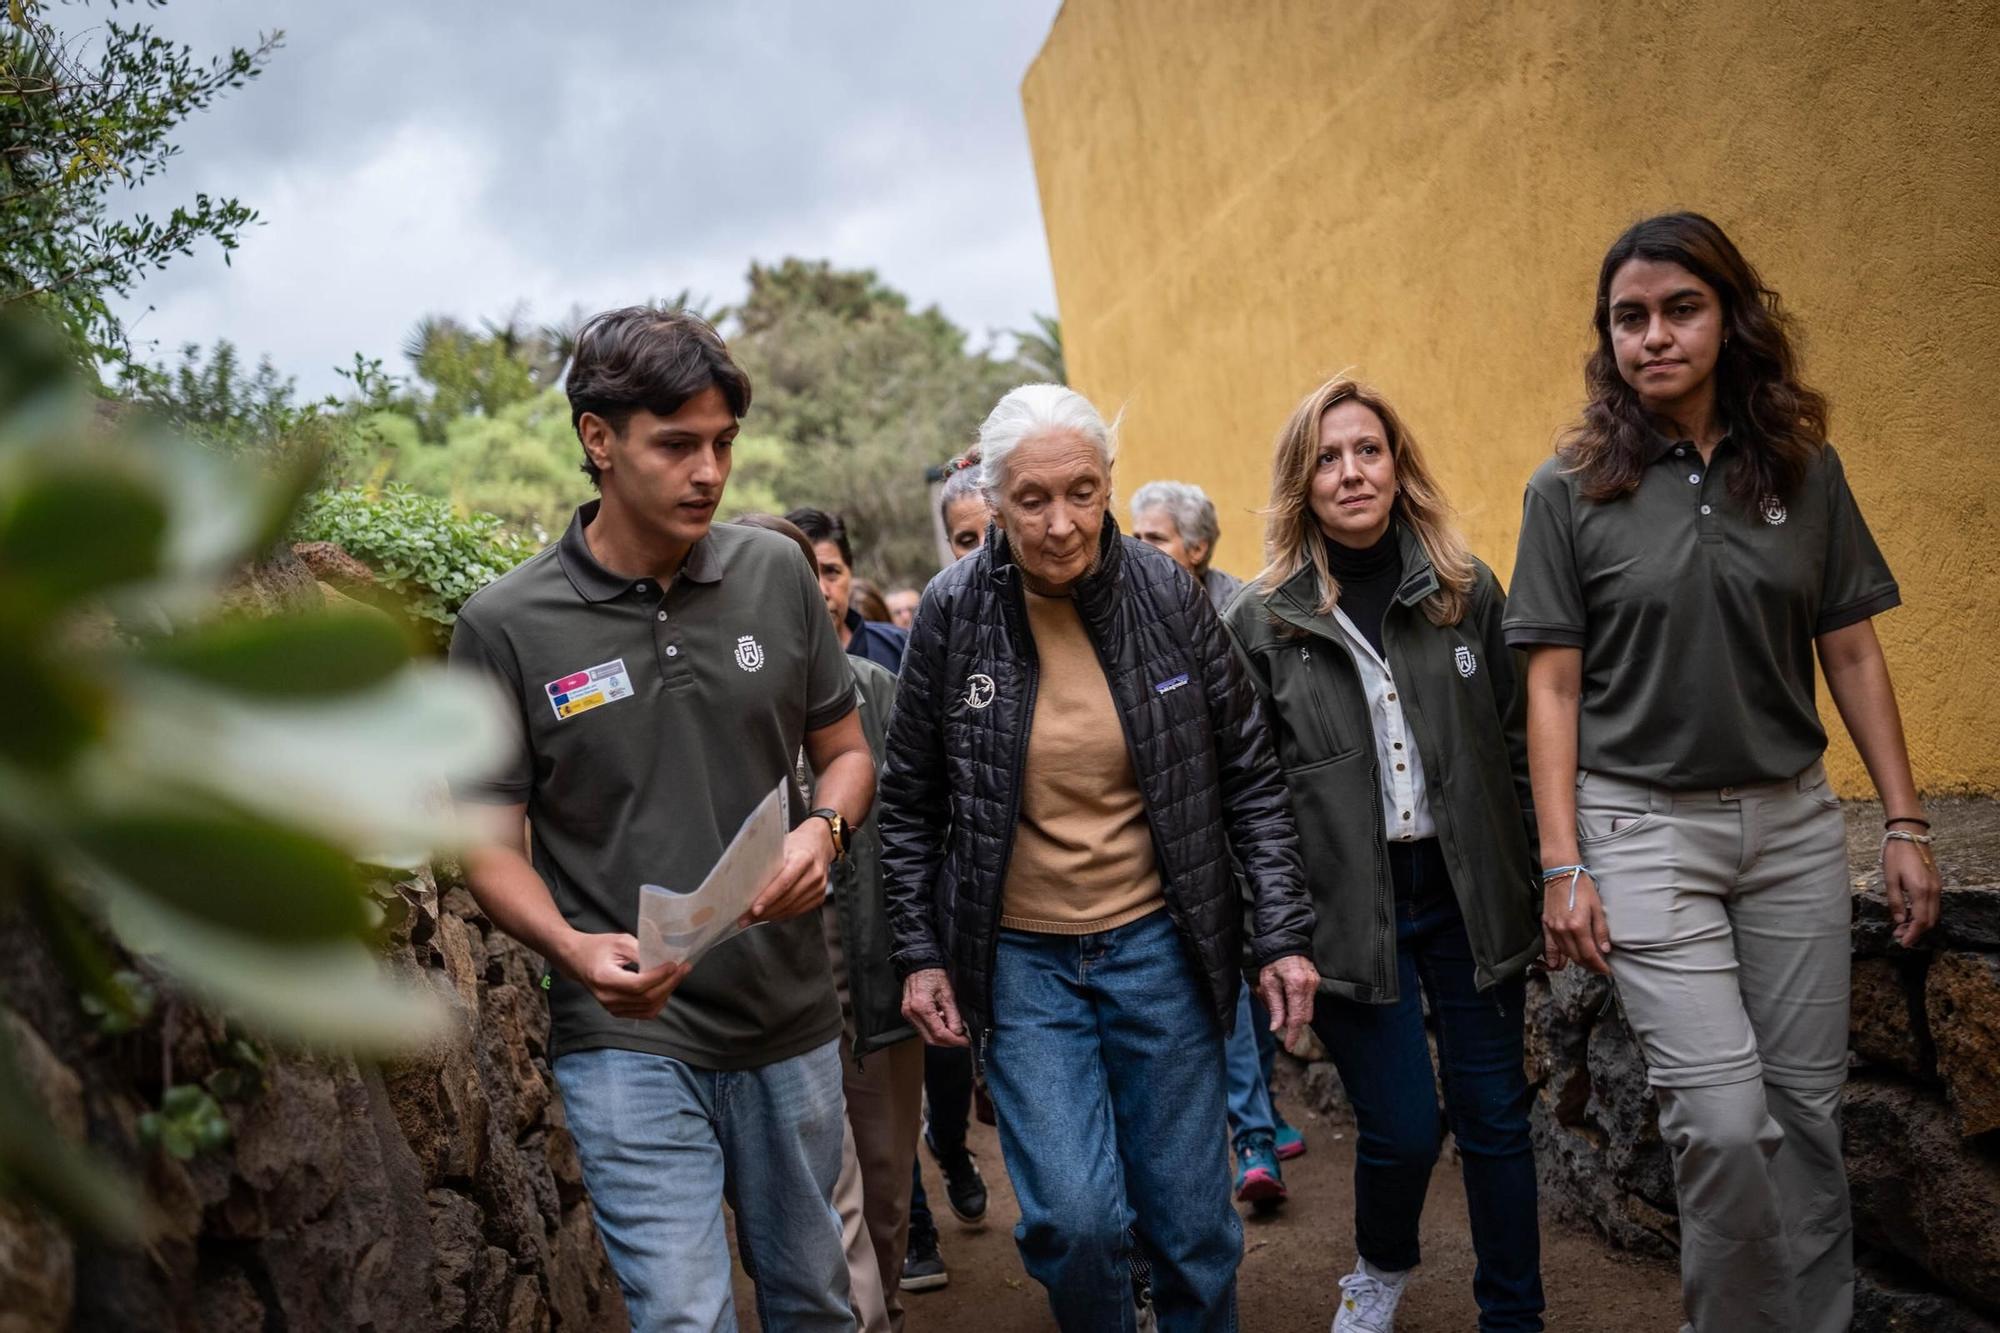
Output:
top-left (1325, 525), bottom-right (1400, 658)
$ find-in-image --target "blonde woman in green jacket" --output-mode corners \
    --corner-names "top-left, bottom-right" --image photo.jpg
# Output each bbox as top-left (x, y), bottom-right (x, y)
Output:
top-left (1222, 376), bottom-right (1544, 1333)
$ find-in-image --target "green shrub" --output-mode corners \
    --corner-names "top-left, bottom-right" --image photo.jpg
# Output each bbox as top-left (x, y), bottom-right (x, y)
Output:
top-left (293, 486), bottom-right (539, 645)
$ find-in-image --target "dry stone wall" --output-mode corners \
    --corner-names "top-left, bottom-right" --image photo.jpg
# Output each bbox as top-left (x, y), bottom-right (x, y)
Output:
top-left (0, 867), bottom-right (626, 1333)
top-left (1523, 798), bottom-right (2000, 1329)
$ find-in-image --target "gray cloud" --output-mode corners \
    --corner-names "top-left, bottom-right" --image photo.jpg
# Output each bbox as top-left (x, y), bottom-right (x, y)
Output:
top-left (104, 2), bottom-right (1062, 393)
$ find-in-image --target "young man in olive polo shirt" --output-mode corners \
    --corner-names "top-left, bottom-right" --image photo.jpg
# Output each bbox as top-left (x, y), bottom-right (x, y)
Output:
top-left (450, 307), bottom-right (875, 1332)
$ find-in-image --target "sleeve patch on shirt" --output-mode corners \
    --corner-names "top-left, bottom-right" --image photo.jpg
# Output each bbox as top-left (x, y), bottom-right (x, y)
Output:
top-left (545, 658), bottom-right (635, 720)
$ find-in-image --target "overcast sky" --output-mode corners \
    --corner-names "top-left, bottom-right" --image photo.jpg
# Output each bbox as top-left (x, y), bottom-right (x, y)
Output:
top-left (99, 3), bottom-right (1064, 395)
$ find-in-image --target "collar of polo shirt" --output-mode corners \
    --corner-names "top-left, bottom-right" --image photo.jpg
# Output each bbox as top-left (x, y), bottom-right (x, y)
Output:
top-left (555, 499), bottom-right (724, 603)
top-left (1642, 427), bottom-right (1733, 465)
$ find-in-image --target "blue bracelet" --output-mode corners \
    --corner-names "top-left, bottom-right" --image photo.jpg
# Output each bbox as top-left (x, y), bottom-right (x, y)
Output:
top-left (1540, 864), bottom-right (1589, 881)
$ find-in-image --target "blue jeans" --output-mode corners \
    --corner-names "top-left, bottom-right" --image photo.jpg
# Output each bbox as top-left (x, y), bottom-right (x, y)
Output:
top-left (1224, 982), bottom-right (1280, 1153)
top-left (1310, 841), bottom-right (1544, 1332)
top-left (984, 908), bottom-right (1240, 1333)
top-left (553, 1039), bottom-right (853, 1333)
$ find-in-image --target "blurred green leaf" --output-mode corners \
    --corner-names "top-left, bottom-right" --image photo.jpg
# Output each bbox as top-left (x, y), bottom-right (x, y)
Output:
top-left (73, 812), bottom-right (370, 943)
top-left (95, 877), bottom-right (447, 1052)
top-left (0, 630), bottom-right (102, 769)
top-left (136, 613), bottom-right (409, 698)
top-left (0, 470), bottom-right (166, 608)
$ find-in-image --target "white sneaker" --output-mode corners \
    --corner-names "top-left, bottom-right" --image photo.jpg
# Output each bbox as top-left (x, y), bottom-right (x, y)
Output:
top-left (1331, 1257), bottom-right (1412, 1333)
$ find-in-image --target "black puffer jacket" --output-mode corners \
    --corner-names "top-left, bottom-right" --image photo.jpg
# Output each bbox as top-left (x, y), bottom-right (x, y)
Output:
top-left (878, 516), bottom-right (1314, 1040)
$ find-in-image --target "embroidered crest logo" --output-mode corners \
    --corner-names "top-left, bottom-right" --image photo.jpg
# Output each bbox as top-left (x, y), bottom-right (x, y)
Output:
top-left (1761, 495), bottom-right (1788, 525)
top-left (733, 635), bottom-right (765, 672)
top-left (1455, 645), bottom-right (1477, 678)
top-left (965, 673), bottom-right (996, 710)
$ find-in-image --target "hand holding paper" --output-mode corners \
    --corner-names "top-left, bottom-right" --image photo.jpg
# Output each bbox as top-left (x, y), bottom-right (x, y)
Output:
top-left (640, 780), bottom-right (812, 964)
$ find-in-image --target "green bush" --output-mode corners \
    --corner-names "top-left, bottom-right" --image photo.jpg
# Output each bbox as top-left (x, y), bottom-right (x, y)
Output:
top-left (293, 486), bottom-right (539, 645)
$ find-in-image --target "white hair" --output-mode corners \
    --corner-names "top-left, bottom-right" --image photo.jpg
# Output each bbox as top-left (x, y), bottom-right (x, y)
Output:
top-left (1129, 480), bottom-right (1222, 561)
top-left (977, 383), bottom-right (1116, 499)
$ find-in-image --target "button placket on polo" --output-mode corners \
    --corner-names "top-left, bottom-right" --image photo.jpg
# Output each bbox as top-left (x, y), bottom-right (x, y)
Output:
top-left (646, 583), bottom-right (692, 686)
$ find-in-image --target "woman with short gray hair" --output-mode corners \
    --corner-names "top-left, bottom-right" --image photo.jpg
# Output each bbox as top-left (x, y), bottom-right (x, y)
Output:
top-left (878, 384), bottom-right (1318, 1332)
top-left (1130, 480), bottom-right (1241, 606)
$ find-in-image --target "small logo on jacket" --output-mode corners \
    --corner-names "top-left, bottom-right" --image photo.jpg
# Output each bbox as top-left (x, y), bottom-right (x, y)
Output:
top-left (734, 635), bottom-right (765, 672)
top-left (965, 674), bottom-right (995, 709)
top-left (1154, 673), bottom-right (1190, 695)
top-left (1455, 645), bottom-right (1477, 678)
top-left (1761, 495), bottom-right (1788, 525)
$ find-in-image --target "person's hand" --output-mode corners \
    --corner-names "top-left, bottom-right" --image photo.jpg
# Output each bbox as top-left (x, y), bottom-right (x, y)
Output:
top-left (744, 818), bottom-right (837, 925)
top-left (1542, 870), bottom-right (1613, 975)
top-left (1884, 837), bottom-right (1942, 947)
top-left (901, 968), bottom-right (969, 1048)
top-left (559, 930), bottom-right (691, 1021)
top-left (1257, 955), bottom-right (1319, 1049)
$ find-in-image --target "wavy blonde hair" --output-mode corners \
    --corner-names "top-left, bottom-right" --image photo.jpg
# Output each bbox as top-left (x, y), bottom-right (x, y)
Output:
top-left (1255, 376), bottom-right (1474, 626)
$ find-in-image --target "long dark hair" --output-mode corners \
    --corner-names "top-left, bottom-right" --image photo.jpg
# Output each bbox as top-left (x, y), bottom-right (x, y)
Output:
top-left (1561, 212), bottom-right (1828, 505)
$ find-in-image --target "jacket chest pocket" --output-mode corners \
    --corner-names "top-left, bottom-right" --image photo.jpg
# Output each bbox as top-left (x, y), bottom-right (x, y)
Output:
top-left (1268, 642), bottom-right (1365, 767)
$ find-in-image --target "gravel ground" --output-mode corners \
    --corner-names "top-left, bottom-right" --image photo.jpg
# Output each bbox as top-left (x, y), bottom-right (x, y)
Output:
top-left (737, 1073), bottom-right (1686, 1330)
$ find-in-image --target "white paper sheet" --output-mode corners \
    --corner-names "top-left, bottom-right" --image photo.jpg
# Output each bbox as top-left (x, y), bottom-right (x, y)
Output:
top-left (636, 778), bottom-right (789, 969)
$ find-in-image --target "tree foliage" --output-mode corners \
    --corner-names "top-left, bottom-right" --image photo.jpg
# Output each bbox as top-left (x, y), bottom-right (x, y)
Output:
top-left (292, 484), bottom-right (539, 646)
top-left (1014, 312), bottom-right (1065, 385)
top-left (0, 0), bottom-right (279, 362)
top-left (726, 258), bottom-right (1025, 583)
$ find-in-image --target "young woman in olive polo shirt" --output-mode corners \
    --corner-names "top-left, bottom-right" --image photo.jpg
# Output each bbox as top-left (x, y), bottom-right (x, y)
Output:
top-left (1223, 377), bottom-right (1545, 1333)
top-left (1508, 212), bottom-right (1942, 1333)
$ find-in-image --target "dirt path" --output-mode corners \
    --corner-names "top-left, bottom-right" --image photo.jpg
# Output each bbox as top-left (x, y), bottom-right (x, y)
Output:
top-left (737, 1075), bottom-right (1685, 1329)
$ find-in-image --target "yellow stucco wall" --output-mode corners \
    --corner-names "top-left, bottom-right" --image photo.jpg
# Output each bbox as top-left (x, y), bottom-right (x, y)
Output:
top-left (1023, 0), bottom-right (2000, 794)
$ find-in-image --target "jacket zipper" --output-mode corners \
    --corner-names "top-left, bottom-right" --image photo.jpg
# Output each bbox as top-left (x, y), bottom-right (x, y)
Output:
top-left (1079, 600), bottom-right (1205, 1007)
top-left (980, 572), bottom-right (1039, 1051)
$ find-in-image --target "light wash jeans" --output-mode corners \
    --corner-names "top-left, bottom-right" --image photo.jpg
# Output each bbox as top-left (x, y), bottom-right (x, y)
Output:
top-left (1223, 982), bottom-right (1277, 1153)
top-left (983, 908), bottom-right (1240, 1333)
top-left (552, 1039), bottom-right (854, 1333)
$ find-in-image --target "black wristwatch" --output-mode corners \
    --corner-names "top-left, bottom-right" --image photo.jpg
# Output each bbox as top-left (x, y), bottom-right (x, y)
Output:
top-left (808, 808), bottom-right (848, 863)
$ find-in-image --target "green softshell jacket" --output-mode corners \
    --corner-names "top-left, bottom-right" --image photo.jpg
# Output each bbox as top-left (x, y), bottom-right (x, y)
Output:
top-left (833, 656), bottom-right (919, 1058)
top-left (1221, 526), bottom-right (1541, 1003)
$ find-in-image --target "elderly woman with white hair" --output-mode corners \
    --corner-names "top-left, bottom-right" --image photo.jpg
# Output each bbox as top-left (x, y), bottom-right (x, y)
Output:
top-left (877, 384), bottom-right (1319, 1332)
top-left (1130, 479), bottom-right (1242, 609)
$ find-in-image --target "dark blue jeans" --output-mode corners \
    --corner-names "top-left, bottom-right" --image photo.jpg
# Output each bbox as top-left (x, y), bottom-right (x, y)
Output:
top-left (1311, 840), bottom-right (1545, 1332)
top-left (985, 908), bottom-right (1240, 1333)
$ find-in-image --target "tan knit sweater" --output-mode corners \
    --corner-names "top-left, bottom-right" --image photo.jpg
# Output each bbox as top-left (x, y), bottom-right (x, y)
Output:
top-left (999, 588), bottom-right (1164, 934)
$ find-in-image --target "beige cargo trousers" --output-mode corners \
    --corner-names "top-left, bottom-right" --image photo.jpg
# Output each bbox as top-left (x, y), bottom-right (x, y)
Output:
top-left (1579, 762), bottom-right (1853, 1333)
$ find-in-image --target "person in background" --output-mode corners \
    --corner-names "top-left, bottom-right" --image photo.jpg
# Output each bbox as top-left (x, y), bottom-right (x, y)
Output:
top-left (450, 307), bottom-right (873, 1332)
top-left (1130, 479), bottom-right (1244, 609)
top-left (900, 446), bottom-right (996, 1296)
top-left (737, 514), bottom-right (925, 1333)
top-left (1512, 212), bottom-right (1940, 1333)
top-left (1130, 479), bottom-right (1304, 1211)
top-left (789, 507), bottom-right (908, 673)
top-left (887, 587), bottom-right (921, 630)
top-left (1224, 376), bottom-right (1546, 1332)
top-left (852, 578), bottom-right (894, 626)
top-left (882, 384), bottom-right (1318, 1332)
top-left (939, 448), bottom-right (992, 561)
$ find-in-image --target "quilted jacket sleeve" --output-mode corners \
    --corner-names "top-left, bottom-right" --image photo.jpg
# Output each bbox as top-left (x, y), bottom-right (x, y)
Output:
top-left (1190, 576), bottom-right (1314, 967)
top-left (878, 584), bottom-right (952, 977)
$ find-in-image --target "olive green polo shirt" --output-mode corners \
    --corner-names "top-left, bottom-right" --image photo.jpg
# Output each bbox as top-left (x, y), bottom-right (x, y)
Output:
top-left (1504, 438), bottom-right (1898, 789)
top-left (449, 502), bottom-right (857, 1069)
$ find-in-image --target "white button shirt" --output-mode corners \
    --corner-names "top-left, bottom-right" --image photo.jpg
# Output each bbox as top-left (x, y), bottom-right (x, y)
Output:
top-left (1329, 608), bottom-right (1436, 841)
